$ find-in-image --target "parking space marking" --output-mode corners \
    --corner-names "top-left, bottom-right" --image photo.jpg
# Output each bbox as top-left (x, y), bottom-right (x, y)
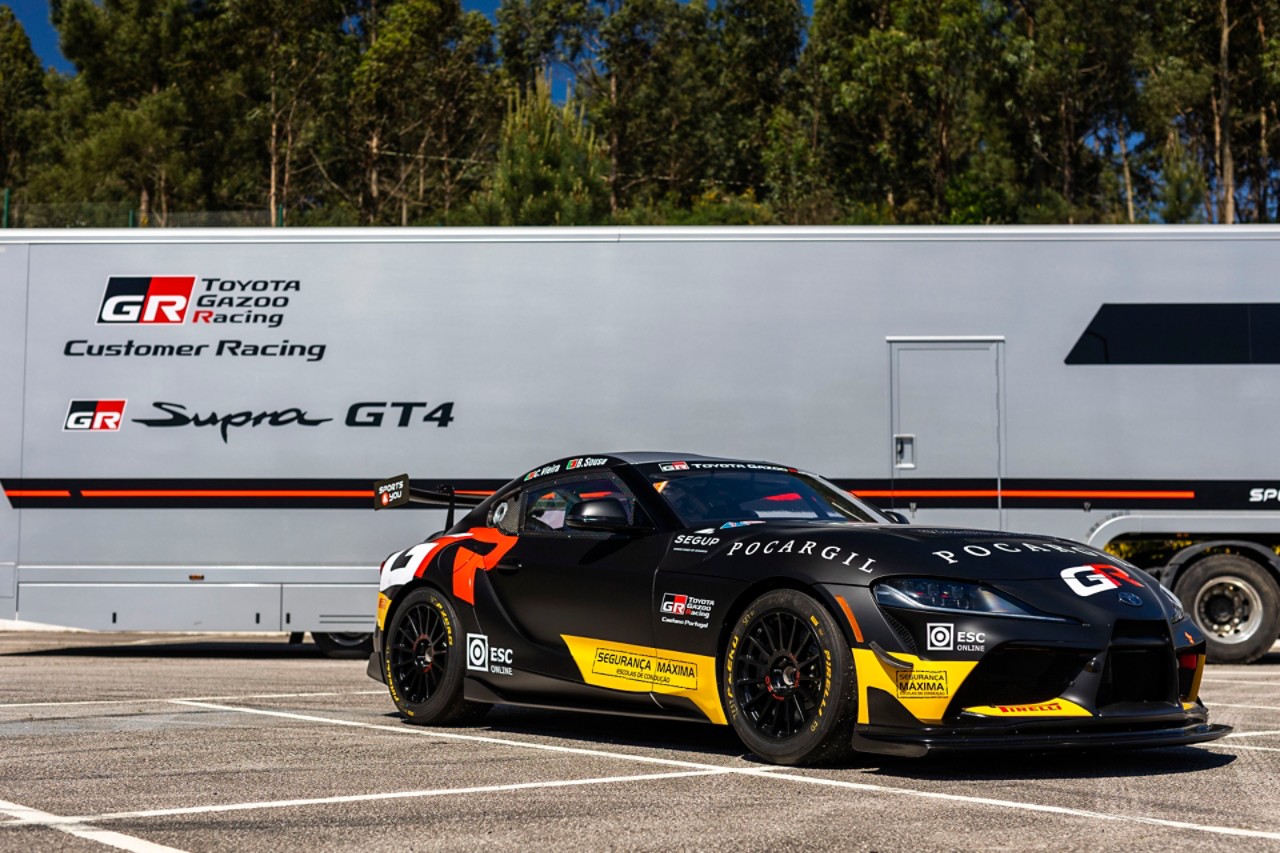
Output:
top-left (1225, 730), bottom-right (1280, 738)
top-left (0, 799), bottom-right (189, 853)
top-left (1211, 743), bottom-right (1280, 752)
top-left (1200, 679), bottom-right (1280, 687)
top-left (0, 690), bottom-right (384, 710)
top-left (31, 770), bottom-right (732, 825)
top-left (171, 699), bottom-right (1280, 841)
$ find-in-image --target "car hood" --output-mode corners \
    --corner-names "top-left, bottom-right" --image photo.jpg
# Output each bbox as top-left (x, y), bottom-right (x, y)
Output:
top-left (691, 521), bottom-right (1127, 582)
top-left (688, 522), bottom-right (1174, 621)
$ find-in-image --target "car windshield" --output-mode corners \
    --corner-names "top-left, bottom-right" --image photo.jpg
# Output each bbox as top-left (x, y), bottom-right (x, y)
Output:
top-left (644, 465), bottom-right (886, 527)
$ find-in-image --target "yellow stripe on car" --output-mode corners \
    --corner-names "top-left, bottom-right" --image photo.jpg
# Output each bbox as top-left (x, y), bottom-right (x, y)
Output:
top-left (561, 634), bottom-right (726, 725)
top-left (852, 649), bottom-right (980, 725)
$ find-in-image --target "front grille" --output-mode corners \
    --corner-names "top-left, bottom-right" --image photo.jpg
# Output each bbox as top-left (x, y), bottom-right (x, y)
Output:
top-left (1098, 620), bottom-right (1176, 706)
top-left (947, 645), bottom-right (1092, 716)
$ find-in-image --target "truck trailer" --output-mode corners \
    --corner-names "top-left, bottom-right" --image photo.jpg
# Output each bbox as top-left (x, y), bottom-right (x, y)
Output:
top-left (2, 225), bottom-right (1277, 661)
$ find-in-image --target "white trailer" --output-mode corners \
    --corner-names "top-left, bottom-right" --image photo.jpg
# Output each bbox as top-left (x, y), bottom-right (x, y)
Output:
top-left (2, 226), bottom-right (1278, 660)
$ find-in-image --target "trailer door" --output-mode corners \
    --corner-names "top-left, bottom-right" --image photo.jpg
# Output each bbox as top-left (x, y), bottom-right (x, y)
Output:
top-left (889, 338), bottom-right (1004, 530)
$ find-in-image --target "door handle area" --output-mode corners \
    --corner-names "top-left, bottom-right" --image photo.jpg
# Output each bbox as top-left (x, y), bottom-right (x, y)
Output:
top-left (893, 434), bottom-right (916, 469)
top-left (496, 560), bottom-right (523, 573)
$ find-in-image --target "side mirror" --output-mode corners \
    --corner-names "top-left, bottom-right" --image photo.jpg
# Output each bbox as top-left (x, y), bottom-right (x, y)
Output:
top-left (565, 498), bottom-right (632, 532)
top-left (882, 510), bottom-right (910, 525)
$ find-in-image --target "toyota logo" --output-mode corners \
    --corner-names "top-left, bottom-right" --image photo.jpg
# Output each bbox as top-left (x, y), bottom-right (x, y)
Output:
top-left (1117, 591), bottom-right (1143, 607)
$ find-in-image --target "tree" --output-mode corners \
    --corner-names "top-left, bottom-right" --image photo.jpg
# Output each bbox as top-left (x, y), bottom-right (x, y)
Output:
top-left (472, 77), bottom-right (609, 225)
top-left (349, 0), bottom-right (505, 224)
top-left (497, 0), bottom-right (602, 93)
top-left (583, 0), bottom-right (720, 211)
top-left (0, 7), bottom-right (47, 190)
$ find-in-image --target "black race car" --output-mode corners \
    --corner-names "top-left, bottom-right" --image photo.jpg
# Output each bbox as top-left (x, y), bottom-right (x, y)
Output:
top-left (367, 453), bottom-right (1229, 765)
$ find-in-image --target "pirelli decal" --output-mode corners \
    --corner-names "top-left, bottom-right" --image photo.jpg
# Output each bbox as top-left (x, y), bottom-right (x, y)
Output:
top-left (561, 635), bottom-right (726, 725)
top-left (963, 698), bottom-right (1091, 718)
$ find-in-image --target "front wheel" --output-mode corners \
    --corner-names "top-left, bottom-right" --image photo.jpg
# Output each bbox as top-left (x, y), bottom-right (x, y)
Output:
top-left (383, 588), bottom-right (488, 724)
top-left (722, 589), bottom-right (857, 766)
top-left (1175, 553), bottom-right (1280, 664)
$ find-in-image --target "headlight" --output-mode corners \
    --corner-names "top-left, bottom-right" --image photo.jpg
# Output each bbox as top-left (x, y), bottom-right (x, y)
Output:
top-left (1157, 582), bottom-right (1186, 622)
top-left (874, 577), bottom-right (1068, 622)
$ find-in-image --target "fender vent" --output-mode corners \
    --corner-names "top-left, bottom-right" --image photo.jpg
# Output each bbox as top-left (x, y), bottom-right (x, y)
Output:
top-left (880, 611), bottom-right (918, 655)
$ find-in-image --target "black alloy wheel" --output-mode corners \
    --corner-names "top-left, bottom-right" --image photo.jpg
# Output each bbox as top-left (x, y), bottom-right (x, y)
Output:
top-left (383, 588), bottom-right (488, 724)
top-left (723, 589), bottom-right (857, 765)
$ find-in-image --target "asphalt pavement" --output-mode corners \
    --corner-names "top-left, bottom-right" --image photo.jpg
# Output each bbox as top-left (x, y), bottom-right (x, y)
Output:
top-left (0, 631), bottom-right (1277, 852)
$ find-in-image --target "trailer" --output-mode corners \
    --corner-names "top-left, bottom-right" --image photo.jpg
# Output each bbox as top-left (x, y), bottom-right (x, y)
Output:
top-left (2, 226), bottom-right (1278, 661)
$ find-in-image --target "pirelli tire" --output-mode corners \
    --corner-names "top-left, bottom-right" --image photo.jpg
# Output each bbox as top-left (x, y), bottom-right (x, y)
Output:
top-left (1175, 553), bottom-right (1280, 665)
top-left (383, 588), bottom-right (489, 725)
top-left (722, 588), bottom-right (857, 766)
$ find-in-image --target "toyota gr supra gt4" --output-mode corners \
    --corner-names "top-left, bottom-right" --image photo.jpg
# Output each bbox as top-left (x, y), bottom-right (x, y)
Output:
top-left (367, 453), bottom-right (1230, 765)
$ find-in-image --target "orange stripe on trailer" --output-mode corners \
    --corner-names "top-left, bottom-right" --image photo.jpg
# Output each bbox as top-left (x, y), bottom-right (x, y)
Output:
top-left (5, 490), bottom-right (71, 498)
top-left (80, 489), bottom-right (374, 499)
top-left (853, 489), bottom-right (1195, 500)
top-left (834, 595), bottom-right (864, 644)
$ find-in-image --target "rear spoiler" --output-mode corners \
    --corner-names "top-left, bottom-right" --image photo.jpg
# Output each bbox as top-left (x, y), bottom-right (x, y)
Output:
top-left (373, 474), bottom-right (489, 529)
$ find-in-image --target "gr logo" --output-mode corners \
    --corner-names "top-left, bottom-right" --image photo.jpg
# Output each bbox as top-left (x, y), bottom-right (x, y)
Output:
top-left (926, 623), bottom-right (954, 651)
top-left (1060, 564), bottom-right (1144, 597)
top-left (64, 399), bottom-right (126, 432)
top-left (97, 276), bottom-right (196, 324)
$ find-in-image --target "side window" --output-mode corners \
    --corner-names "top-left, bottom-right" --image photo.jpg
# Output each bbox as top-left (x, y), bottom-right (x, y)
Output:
top-left (522, 475), bottom-right (637, 533)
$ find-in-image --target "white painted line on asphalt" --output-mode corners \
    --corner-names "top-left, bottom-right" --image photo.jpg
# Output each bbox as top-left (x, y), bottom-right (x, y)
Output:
top-left (168, 700), bottom-right (1280, 842)
top-left (1200, 679), bottom-right (1280, 687)
top-left (32, 770), bottom-right (732, 825)
top-left (1211, 743), bottom-right (1280, 752)
top-left (1225, 730), bottom-right (1280, 738)
top-left (0, 798), bottom-right (188, 853)
top-left (0, 690), bottom-right (384, 710)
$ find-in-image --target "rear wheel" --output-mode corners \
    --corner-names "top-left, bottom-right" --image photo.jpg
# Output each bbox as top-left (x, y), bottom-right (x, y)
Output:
top-left (1175, 554), bottom-right (1280, 664)
top-left (722, 589), bottom-right (857, 766)
top-left (312, 632), bottom-right (373, 659)
top-left (383, 588), bottom-right (488, 724)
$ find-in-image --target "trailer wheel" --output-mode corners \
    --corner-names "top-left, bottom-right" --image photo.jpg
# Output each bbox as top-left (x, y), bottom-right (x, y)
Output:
top-left (383, 588), bottom-right (488, 725)
top-left (312, 632), bottom-right (373, 659)
top-left (1175, 554), bottom-right (1280, 664)
top-left (722, 589), bottom-right (857, 766)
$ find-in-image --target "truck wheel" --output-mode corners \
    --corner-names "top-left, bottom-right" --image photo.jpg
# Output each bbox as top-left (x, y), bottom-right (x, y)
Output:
top-left (1175, 554), bottom-right (1280, 664)
top-left (312, 632), bottom-right (373, 659)
top-left (722, 589), bottom-right (857, 766)
top-left (383, 588), bottom-right (488, 725)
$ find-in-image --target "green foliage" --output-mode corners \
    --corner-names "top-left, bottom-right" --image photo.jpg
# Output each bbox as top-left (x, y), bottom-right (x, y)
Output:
top-left (0, 6), bottom-right (46, 187)
top-left (471, 78), bottom-right (609, 225)
top-left (11, 0), bottom-right (1280, 226)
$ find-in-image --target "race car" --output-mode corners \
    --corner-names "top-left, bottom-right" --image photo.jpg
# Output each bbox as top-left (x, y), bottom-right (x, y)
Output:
top-left (367, 453), bottom-right (1230, 765)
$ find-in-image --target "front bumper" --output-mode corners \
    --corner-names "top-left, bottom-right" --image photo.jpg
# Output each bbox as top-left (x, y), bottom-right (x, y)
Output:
top-left (853, 718), bottom-right (1231, 757)
top-left (366, 625), bottom-right (386, 683)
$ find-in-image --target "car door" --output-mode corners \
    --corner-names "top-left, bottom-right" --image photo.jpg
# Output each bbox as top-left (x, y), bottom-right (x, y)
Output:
top-left (474, 472), bottom-right (669, 708)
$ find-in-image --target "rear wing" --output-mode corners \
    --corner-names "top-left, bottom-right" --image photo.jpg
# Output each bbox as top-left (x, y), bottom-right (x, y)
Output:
top-left (373, 474), bottom-right (489, 528)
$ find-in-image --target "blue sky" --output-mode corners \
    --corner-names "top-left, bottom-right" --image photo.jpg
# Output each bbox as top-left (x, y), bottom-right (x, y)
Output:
top-left (8, 1), bottom-right (814, 76)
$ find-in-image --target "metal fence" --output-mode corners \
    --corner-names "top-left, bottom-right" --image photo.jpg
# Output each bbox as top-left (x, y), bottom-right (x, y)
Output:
top-left (2, 191), bottom-right (281, 228)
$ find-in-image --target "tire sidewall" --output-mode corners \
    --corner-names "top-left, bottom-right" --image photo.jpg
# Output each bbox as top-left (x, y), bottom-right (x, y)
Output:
top-left (384, 587), bottom-right (467, 722)
top-left (722, 588), bottom-right (856, 765)
top-left (1175, 554), bottom-right (1280, 664)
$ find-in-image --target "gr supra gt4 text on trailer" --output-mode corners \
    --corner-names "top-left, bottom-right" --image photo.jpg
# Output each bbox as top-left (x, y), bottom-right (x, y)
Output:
top-left (368, 453), bottom-right (1229, 765)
